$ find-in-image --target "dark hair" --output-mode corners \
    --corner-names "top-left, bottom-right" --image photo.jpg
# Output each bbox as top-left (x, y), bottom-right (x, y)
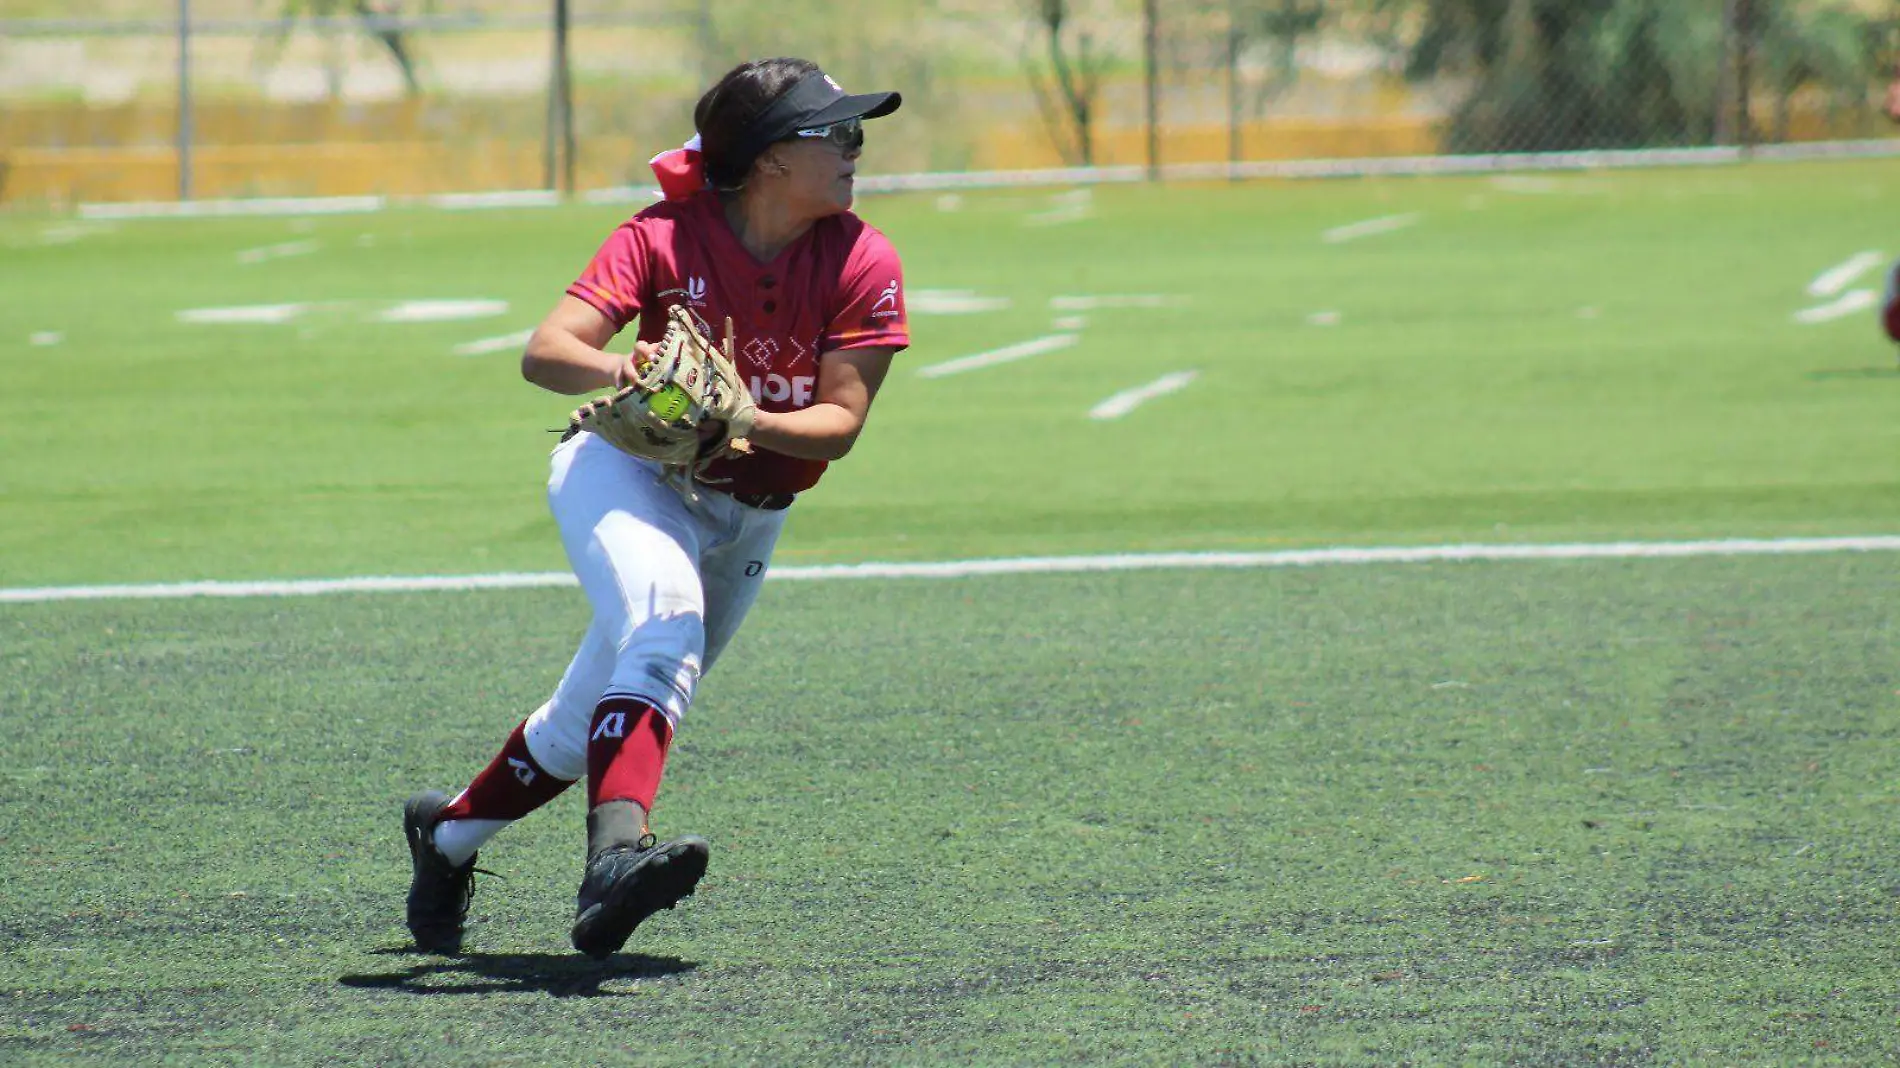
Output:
top-left (694, 57), bottom-right (820, 192)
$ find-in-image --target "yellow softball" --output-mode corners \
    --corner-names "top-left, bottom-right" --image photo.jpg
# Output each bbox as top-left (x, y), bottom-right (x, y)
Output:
top-left (647, 384), bottom-right (691, 423)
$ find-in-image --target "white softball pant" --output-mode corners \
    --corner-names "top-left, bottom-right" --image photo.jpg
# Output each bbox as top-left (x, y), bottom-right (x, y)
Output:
top-left (521, 432), bottom-right (789, 781)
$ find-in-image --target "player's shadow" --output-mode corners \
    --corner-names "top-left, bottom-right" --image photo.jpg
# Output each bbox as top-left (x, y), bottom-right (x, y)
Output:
top-left (339, 948), bottom-right (696, 998)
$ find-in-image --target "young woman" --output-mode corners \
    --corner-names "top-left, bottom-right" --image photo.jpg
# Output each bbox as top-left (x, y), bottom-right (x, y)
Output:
top-left (401, 57), bottom-right (908, 958)
top-left (1886, 64), bottom-right (1900, 345)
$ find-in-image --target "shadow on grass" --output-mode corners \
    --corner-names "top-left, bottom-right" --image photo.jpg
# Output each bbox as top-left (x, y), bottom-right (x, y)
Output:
top-left (339, 948), bottom-right (696, 998)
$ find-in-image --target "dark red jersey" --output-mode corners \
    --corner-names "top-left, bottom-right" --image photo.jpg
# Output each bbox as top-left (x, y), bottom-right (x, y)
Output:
top-left (568, 191), bottom-right (908, 496)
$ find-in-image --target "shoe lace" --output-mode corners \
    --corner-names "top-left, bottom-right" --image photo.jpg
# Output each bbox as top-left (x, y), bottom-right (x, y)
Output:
top-left (451, 865), bottom-right (503, 920)
top-left (431, 848), bottom-right (498, 895)
top-left (471, 865), bottom-right (502, 882)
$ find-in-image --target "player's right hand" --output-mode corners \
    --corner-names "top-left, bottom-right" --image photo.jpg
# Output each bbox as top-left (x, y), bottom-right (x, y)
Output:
top-left (615, 341), bottom-right (659, 390)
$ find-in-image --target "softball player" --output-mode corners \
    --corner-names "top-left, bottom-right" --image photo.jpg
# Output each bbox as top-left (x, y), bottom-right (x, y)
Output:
top-left (1887, 64), bottom-right (1900, 344)
top-left (1884, 64), bottom-right (1900, 345)
top-left (1886, 259), bottom-right (1900, 346)
top-left (401, 57), bottom-right (909, 958)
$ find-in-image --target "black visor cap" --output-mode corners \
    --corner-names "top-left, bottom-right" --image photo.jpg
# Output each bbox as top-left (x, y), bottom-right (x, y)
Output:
top-left (736, 71), bottom-right (901, 162)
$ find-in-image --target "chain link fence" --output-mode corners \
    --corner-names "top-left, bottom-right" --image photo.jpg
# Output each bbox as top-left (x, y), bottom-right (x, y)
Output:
top-left (2, 0), bottom-right (1896, 206)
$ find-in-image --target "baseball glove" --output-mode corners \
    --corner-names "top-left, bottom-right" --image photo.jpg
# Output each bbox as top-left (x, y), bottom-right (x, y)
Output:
top-left (561, 306), bottom-right (757, 470)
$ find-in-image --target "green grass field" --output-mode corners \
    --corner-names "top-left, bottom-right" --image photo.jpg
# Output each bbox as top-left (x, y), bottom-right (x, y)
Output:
top-left (3, 161), bottom-right (1899, 1064)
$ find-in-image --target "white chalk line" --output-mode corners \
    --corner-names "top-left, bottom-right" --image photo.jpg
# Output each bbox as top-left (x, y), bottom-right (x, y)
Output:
top-left (916, 333), bottom-right (1077, 378)
top-left (1024, 188), bottom-right (1094, 226)
top-left (379, 299), bottom-right (510, 323)
top-left (5, 537), bottom-right (1897, 604)
top-left (82, 196), bottom-right (388, 220)
top-left (1489, 175), bottom-right (1608, 196)
top-left (428, 190), bottom-right (562, 211)
top-left (1322, 212), bottom-right (1421, 244)
top-left (1807, 251), bottom-right (1885, 298)
top-left (452, 328), bottom-right (536, 356)
top-left (173, 300), bottom-right (511, 326)
top-left (175, 303), bottom-right (309, 325)
top-left (1089, 370), bottom-right (1199, 420)
top-left (908, 290), bottom-right (1011, 315)
top-left (1049, 294), bottom-right (1182, 312)
top-left (1024, 204), bottom-right (1092, 227)
top-left (236, 239), bottom-right (319, 264)
top-left (1489, 175), bottom-right (1563, 195)
top-left (1793, 290), bottom-right (1877, 324)
top-left (34, 222), bottom-right (114, 245)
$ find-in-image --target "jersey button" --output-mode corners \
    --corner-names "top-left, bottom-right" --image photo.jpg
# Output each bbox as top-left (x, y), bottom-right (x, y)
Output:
top-left (759, 275), bottom-right (777, 289)
top-left (763, 300), bottom-right (777, 313)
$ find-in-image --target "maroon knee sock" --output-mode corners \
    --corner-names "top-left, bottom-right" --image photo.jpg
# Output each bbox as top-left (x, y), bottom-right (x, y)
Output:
top-left (439, 719), bottom-right (574, 823)
top-left (585, 698), bottom-right (674, 812)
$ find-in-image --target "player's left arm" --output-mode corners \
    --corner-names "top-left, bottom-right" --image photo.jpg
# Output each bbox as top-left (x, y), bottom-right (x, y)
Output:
top-left (746, 226), bottom-right (905, 461)
top-left (743, 347), bottom-right (895, 461)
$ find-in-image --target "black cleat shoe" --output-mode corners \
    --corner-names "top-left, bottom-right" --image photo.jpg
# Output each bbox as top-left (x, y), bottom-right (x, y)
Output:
top-left (570, 833), bottom-right (710, 959)
top-left (403, 790), bottom-right (477, 954)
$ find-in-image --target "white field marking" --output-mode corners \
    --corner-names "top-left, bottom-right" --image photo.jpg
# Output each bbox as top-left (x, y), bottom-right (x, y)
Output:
top-left (916, 333), bottom-right (1078, 378)
top-left (452, 328), bottom-right (536, 356)
top-left (7, 536), bottom-right (1900, 604)
top-left (1490, 175), bottom-right (1564, 194)
top-left (1052, 315), bottom-right (1087, 331)
top-left (578, 186), bottom-right (649, 205)
top-left (1793, 289), bottom-right (1877, 324)
top-left (1024, 204), bottom-right (1092, 227)
top-left (236, 238), bottom-right (319, 264)
top-left (1307, 310), bottom-right (1342, 326)
top-left (176, 304), bottom-right (308, 325)
top-left (1806, 251), bottom-right (1886, 298)
top-left (1322, 212), bottom-right (1422, 244)
top-left (936, 194), bottom-right (964, 212)
top-left (80, 196), bottom-right (386, 220)
top-left (1049, 294), bottom-right (1183, 312)
top-left (1089, 370), bottom-right (1199, 420)
top-left (378, 300), bottom-right (510, 323)
top-left (1489, 175), bottom-right (1608, 196)
top-left (427, 190), bottom-right (562, 211)
top-left (908, 290), bottom-right (1012, 315)
top-left (28, 331), bottom-right (64, 346)
top-left (1024, 188), bottom-right (1094, 226)
top-left (36, 222), bottom-right (113, 245)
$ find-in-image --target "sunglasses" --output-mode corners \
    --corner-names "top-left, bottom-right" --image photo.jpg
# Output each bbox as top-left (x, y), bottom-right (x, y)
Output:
top-left (793, 116), bottom-right (864, 152)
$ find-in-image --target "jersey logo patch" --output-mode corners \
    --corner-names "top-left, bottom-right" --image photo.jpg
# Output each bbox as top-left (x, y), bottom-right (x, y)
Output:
top-left (871, 281), bottom-right (901, 317)
top-left (658, 276), bottom-right (709, 307)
